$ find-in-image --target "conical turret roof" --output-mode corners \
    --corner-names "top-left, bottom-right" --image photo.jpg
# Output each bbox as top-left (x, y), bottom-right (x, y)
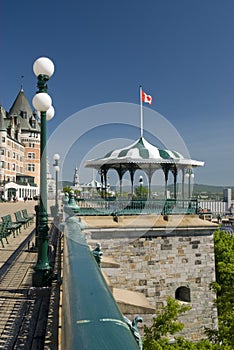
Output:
top-left (9, 87), bottom-right (33, 117)
top-left (8, 88), bottom-right (40, 132)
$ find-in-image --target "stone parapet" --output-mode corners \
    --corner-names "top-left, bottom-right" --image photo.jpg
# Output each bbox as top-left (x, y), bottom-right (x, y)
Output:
top-left (84, 214), bottom-right (218, 340)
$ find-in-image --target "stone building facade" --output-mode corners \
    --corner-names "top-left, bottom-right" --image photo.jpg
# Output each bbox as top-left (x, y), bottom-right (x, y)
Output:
top-left (85, 215), bottom-right (218, 341)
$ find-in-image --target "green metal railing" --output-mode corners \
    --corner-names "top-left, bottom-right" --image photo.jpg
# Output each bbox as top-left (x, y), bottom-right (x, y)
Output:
top-left (75, 198), bottom-right (198, 216)
top-left (61, 216), bottom-right (140, 349)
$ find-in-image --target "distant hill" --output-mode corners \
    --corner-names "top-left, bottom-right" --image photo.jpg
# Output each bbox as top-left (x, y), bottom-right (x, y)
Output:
top-left (61, 180), bottom-right (73, 188)
top-left (188, 184), bottom-right (233, 194)
top-left (168, 183), bottom-right (234, 200)
top-left (60, 181), bottom-right (234, 197)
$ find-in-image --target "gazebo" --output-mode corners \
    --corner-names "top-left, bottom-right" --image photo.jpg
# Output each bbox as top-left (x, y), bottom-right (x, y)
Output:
top-left (84, 136), bottom-right (204, 200)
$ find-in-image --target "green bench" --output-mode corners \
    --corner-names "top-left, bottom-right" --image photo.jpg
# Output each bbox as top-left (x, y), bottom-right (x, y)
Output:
top-left (14, 211), bottom-right (30, 228)
top-left (2, 215), bottom-right (21, 238)
top-left (22, 209), bottom-right (34, 224)
top-left (0, 222), bottom-right (9, 248)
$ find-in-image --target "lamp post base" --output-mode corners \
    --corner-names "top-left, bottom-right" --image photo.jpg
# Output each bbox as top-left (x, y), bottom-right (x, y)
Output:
top-left (32, 268), bottom-right (53, 287)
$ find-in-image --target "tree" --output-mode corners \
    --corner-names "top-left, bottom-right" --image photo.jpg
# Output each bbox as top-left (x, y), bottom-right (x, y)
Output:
top-left (205, 229), bottom-right (234, 347)
top-left (135, 185), bottom-right (148, 199)
top-left (143, 229), bottom-right (234, 349)
top-left (143, 297), bottom-right (191, 349)
top-left (143, 297), bottom-right (232, 349)
top-left (63, 186), bottom-right (71, 194)
top-left (74, 189), bottom-right (81, 198)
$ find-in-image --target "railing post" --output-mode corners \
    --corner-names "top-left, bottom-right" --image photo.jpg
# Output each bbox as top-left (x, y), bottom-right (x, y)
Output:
top-left (34, 204), bottom-right (39, 248)
top-left (92, 243), bottom-right (103, 267)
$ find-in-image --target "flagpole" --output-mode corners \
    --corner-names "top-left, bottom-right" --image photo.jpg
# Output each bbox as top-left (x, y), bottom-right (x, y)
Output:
top-left (140, 85), bottom-right (143, 138)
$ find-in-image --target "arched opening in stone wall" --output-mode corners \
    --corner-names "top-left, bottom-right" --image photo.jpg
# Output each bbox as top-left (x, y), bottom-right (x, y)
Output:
top-left (175, 286), bottom-right (191, 302)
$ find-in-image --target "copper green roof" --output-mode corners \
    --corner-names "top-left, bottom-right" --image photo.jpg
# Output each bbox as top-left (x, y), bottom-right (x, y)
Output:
top-left (104, 137), bottom-right (184, 160)
top-left (85, 137), bottom-right (204, 170)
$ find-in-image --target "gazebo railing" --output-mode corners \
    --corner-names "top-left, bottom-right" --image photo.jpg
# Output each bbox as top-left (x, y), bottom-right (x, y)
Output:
top-left (75, 198), bottom-right (198, 216)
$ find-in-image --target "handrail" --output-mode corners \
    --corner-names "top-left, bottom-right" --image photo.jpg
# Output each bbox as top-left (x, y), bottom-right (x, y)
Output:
top-left (75, 198), bottom-right (198, 216)
top-left (61, 216), bottom-right (139, 349)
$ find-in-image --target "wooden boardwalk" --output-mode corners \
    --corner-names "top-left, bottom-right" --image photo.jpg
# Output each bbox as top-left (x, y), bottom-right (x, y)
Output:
top-left (0, 206), bottom-right (61, 350)
top-left (0, 220), bottom-right (37, 349)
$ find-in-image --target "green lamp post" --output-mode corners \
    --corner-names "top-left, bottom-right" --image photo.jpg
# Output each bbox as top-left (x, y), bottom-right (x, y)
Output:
top-left (32, 57), bottom-right (55, 287)
top-left (139, 175), bottom-right (143, 199)
top-left (185, 168), bottom-right (194, 200)
top-left (53, 153), bottom-right (60, 220)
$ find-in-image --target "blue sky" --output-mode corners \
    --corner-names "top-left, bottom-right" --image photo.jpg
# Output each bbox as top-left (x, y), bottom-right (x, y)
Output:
top-left (1, 0), bottom-right (234, 186)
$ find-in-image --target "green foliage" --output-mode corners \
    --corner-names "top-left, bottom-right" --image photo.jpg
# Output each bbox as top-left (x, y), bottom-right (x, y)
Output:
top-left (213, 229), bottom-right (234, 289)
top-left (134, 185), bottom-right (148, 199)
top-left (143, 229), bottom-right (234, 349)
top-left (63, 186), bottom-right (71, 194)
top-left (142, 296), bottom-right (234, 349)
top-left (74, 189), bottom-right (81, 197)
top-left (143, 297), bottom-right (191, 348)
top-left (205, 229), bottom-right (234, 347)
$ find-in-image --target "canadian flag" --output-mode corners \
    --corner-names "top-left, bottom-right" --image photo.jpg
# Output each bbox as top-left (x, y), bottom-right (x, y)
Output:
top-left (141, 90), bottom-right (152, 105)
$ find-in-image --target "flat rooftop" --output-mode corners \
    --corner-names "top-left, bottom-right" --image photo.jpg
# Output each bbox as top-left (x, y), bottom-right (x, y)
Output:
top-left (81, 214), bottom-right (218, 230)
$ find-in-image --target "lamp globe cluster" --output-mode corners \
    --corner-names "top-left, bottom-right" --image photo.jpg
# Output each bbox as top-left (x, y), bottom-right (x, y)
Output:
top-left (32, 57), bottom-right (55, 120)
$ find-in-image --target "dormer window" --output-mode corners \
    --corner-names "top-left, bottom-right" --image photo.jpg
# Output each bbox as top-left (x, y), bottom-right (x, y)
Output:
top-left (29, 116), bottom-right (36, 128)
top-left (21, 111), bottom-right (27, 119)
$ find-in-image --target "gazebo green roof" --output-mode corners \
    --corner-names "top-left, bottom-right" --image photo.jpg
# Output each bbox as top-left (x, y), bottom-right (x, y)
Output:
top-left (85, 137), bottom-right (204, 171)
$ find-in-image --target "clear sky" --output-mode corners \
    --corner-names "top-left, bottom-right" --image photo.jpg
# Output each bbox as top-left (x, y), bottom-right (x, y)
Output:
top-left (1, 0), bottom-right (234, 186)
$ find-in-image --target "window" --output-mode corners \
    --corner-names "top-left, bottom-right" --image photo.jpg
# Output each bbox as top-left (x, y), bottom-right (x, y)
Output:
top-left (28, 164), bottom-right (35, 172)
top-left (0, 149), bottom-right (4, 155)
top-left (175, 286), bottom-right (191, 302)
top-left (2, 137), bottom-right (5, 143)
top-left (28, 143), bottom-right (35, 148)
top-left (28, 152), bottom-right (35, 159)
top-left (12, 164), bottom-right (16, 171)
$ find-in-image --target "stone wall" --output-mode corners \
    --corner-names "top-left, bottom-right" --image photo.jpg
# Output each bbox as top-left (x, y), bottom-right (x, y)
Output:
top-left (88, 226), bottom-right (218, 340)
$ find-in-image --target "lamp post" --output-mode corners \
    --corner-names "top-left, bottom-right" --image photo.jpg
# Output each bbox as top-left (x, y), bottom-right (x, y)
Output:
top-left (53, 153), bottom-right (60, 220)
top-left (185, 168), bottom-right (194, 200)
top-left (139, 175), bottom-right (143, 199)
top-left (32, 57), bottom-right (55, 287)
